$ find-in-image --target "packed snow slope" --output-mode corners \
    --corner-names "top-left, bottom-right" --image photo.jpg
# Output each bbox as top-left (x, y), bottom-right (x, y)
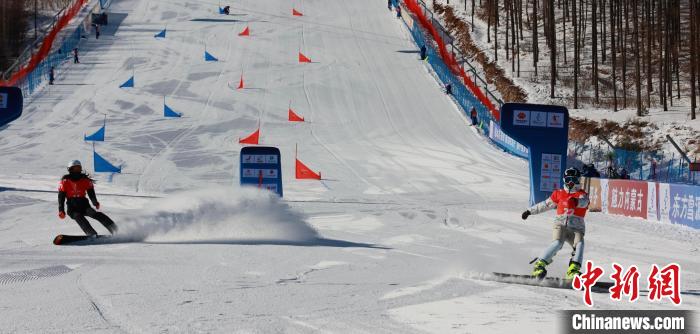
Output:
top-left (0, 0), bottom-right (698, 332)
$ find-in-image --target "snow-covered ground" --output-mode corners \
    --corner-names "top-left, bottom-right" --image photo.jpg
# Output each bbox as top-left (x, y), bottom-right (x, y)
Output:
top-left (0, 0), bottom-right (698, 332)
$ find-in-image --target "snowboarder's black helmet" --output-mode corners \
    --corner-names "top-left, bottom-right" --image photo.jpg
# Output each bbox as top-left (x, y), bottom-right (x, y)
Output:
top-left (563, 167), bottom-right (581, 190)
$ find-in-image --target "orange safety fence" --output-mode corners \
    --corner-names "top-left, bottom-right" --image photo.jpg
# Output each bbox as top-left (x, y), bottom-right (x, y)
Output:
top-left (403, 0), bottom-right (500, 122)
top-left (0, 0), bottom-right (88, 87)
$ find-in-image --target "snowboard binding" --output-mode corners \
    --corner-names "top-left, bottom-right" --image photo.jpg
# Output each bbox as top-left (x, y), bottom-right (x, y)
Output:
top-left (530, 258), bottom-right (548, 279)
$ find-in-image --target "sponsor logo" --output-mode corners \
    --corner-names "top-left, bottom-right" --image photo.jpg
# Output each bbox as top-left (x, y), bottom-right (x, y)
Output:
top-left (547, 112), bottom-right (564, 128)
top-left (530, 111), bottom-right (547, 127)
top-left (513, 110), bottom-right (530, 126)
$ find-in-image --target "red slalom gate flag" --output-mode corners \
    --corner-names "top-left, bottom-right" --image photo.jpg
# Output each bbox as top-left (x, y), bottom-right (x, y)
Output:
top-left (237, 74), bottom-right (244, 89)
top-left (295, 159), bottom-right (321, 180)
top-left (238, 26), bottom-right (250, 36)
top-left (298, 52), bottom-right (311, 63)
top-left (288, 108), bottom-right (304, 122)
top-left (292, 8), bottom-right (303, 16)
top-left (239, 128), bottom-right (260, 145)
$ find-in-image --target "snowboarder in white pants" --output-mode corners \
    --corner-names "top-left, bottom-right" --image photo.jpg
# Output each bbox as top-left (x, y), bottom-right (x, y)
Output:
top-left (521, 167), bottom-right (589, 279)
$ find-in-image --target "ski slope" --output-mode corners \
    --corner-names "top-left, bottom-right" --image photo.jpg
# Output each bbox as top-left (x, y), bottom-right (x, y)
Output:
top-left (0, 0), bottom-right (698, 332)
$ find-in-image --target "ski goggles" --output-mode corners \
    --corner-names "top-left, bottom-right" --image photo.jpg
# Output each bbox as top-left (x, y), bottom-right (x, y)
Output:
top-left (563, 176), bottom-right (580, 185)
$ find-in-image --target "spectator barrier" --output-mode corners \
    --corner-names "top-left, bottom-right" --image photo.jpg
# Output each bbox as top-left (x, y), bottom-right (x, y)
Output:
top-left (396, 0), bottom-right (528, 158)
top-left (0, 0), bottom-right (101, 98)
top-left (584, 177), bottom-right (699, 229)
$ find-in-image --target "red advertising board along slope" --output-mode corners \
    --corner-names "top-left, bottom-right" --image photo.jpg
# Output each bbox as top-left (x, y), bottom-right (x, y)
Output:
top-left (606, 180), bottom-right (648, 219)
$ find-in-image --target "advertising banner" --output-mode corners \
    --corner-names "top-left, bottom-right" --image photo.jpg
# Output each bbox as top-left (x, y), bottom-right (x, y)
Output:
top-left (0, 87), bottom-right (23, 127)
top-left (583, 177), bottom-right (603, 212)
top-left (239, 146), bottom-right (283, 197)
top-left (606, 180), bottom-right (648, 219)
top-left (600, 179), bottom-right (609, 214)
top-left (667, 184), bottom-right (700, 229)
top-left (488, 120), bottom-right (529, 159)
top-left (646, 181), bottom-right (660, 222)
top-left (498, 103), bottom-right (569, 206)
top-left (658, 183), bottom-right (672, 223)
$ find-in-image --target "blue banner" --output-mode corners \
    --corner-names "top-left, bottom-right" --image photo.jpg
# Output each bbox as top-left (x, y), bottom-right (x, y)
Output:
top-left (499, 103), bottom-right (570, 206)
top-left (240, 146), bottom-right (283, 197)
top-left (667, 184), bottom-right (700, 229)
top-left (0, 87), bottom-right (23, 128)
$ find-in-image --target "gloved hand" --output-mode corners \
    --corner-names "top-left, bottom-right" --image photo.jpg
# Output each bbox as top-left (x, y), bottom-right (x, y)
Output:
top-left (94, 202), bottom-right (100, 210)
top-left (566, 197), bottom-right (578, 209)
top-left (521, 210), bottom-right (531, 220)
top-left (58, 211), bottom-right (66, 219)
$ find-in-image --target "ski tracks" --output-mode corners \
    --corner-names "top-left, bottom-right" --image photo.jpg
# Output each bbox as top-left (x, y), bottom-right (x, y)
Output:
top-left (76, 267), bottom-right (129, 333)
top-left (135, 32), bottom-right (236, 192)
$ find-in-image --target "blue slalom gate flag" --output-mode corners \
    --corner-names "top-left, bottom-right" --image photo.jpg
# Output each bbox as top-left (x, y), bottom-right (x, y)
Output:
top-left (119, 76), bottom-right (134, 88)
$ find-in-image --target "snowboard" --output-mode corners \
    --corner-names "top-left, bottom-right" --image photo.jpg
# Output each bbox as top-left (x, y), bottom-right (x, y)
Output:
top-left (53, 234), bottom-right (111, 245)
top-left (490, 272), bottom-right (615, 293)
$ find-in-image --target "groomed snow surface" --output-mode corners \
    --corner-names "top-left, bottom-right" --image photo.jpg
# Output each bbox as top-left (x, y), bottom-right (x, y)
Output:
top-left (0, 0), bottom-right (698, 332)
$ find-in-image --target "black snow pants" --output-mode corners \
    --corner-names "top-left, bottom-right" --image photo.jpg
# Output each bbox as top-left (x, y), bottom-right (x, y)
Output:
top-left (69, 207), bottom-right (118, 236)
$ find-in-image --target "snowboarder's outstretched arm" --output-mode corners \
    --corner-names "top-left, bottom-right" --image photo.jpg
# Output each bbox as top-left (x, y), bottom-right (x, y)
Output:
top-left (522, 198), bottom-right (556, 220)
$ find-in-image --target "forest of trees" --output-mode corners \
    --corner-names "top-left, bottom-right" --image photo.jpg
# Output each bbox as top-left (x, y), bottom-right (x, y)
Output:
top-left (454, 0), bottom-right (698, 120)
top-left (0, 1), bottom-right (28, 72)
top-left (0, 0), bottom-right (73, 75)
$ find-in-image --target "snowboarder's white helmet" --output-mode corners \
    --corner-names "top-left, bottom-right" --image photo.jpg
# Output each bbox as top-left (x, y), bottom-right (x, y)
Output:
top-left (67, 160), bottom-right (82, 170)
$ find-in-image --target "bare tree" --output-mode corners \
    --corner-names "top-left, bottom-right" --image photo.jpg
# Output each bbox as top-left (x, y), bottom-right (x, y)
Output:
top-left (622, 0), bottom-right (628, 109)
top-left (592, 0), bottom-right (599, 103)
top-left (533, 0), bottom-right (538, 76)
top-left (610, 0), bottom-right (617, 111)
top-left (548, 0), bottom-right (556, 98)
top-left (633, 0), bottom-right (642, 116)
top-left (472, 0), bottom-right (476, 26)
top-left (658, 0), bottom-right (665, 110)
top-left (573, 0), bottom-right (578, 108)
top-left (601, 0), bottom-right (606, 63)
top-left (691, 0), bottom-right (697, 119)
top-left (562, 0), bottom-right (567, 64)
top-left (645, 0), bottom-right (652, 108)
top-left (495, 0), bottom-right (499, 61)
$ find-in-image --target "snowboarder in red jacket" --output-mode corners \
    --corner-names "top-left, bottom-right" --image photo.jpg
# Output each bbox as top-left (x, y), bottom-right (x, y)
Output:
top-left (58, 160), bottom-right (117, 236)
top-left (521, 167), bottom-right (589, 279)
